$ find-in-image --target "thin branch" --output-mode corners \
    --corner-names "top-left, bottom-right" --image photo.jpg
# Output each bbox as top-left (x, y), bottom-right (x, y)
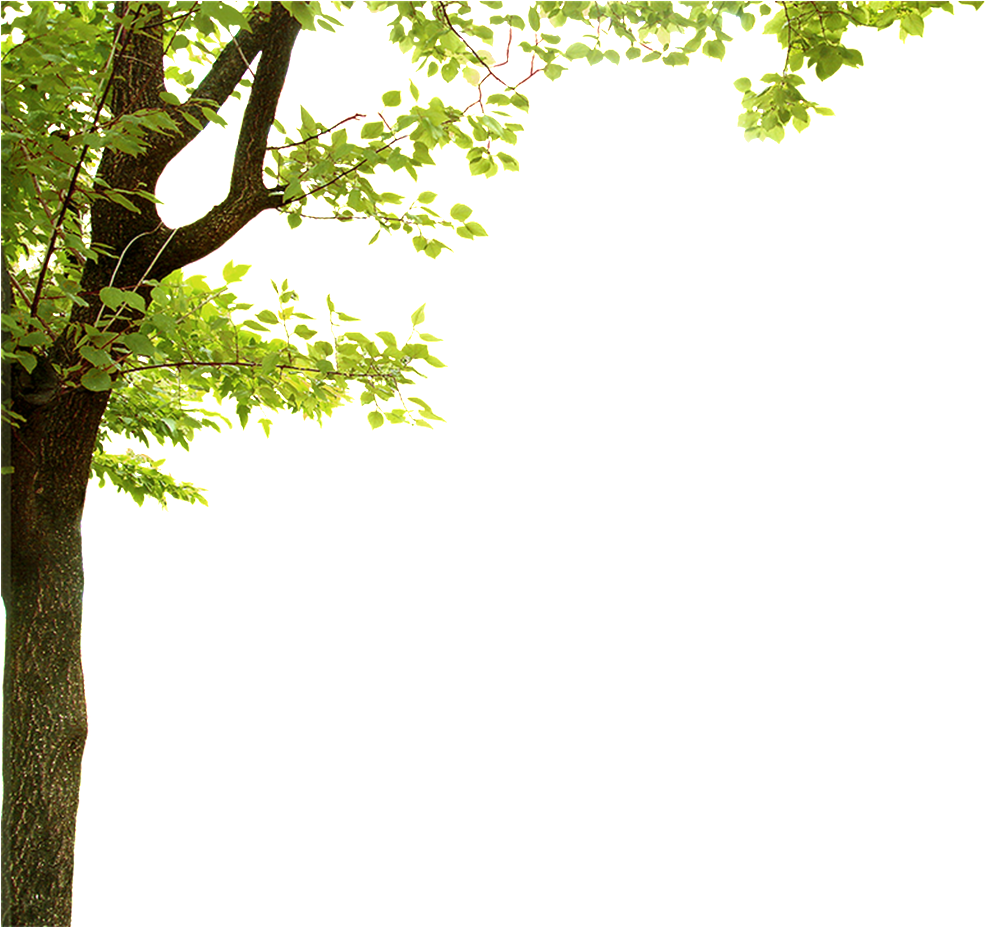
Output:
top-left (266, 113), bottom-right (365, 151)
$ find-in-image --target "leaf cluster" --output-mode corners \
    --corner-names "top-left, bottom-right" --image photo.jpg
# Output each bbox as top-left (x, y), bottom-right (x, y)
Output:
top-left (2, 0), bottom-right (978, 506)
top-left (93, 259), bottom-right (449, 508)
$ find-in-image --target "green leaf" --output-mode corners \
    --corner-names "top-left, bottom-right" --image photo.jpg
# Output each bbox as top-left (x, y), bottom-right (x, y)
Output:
top-left (294, 324), bottom-right (318, 339)
top-left (544, 62), bottom-right (564, 80)
top-left (79, 345), bottom-right (113, 367)
top-left (441, 60), bottom-right (458, 82)
top-left (901, 12), bottom-right (925, 38)
top-left (411, 304), bottom-right (426, 326)
top-left (405, 394), bottom-right (446, 422)
top-left (382, 89), bottom-right (401, 106)
top-left (101, 190), bottom-right (141, 212)
top-left (703, 40), bottom-right (726, 60)
top-left (495, 152), bottom-right (520, 171)
top-left (256, 309), bottom-right (279, 324)
top-left (99, 287), bottom-right (126, 309)
top-left (122, 332), bottom-right (156, 355)
top-left (220, 258), bottom-right (254, 285)
top-left (179, 111), bottom-right (203, 131)
top-left (451, 203), bottom-right (473, 221)
top-left (424, 355), bottom-right (446, 368)
top-left (360, 121), bottom-right (385, 139)
top-left (367, 410), bottom-right (384, 429)
top-left (299, 105), bottom-right (317, 133)
top-left (465, 221), bottom-right (487, 237)
top-left (418, 191), bottom-right (438, 203)
top-left (81, 368), bottom-right (112, 392)
top-left (287, 2), bottom-right (316, 30)
top-left (201, 108), bottom-right (227, 127)
top-left (734, 77), bottom-right (752, 92)
top-left (122, 291), bottom-right (146, 311)
top-left (385, 411), bottom-right (406, 424)
top-left (376, 330), bottom-right (397, 347)
top-left (510, 93), bottom-right (529, 112)
top-left (528, 7), bottom-right (540, 29)
top-left (563, 42), bottom-right (590, 61)
top-left (424, 240), bottom-right (443, 259)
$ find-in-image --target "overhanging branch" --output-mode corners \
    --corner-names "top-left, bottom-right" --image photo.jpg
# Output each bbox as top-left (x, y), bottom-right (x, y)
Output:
top-left (131, 5), bottom-right (302, 279)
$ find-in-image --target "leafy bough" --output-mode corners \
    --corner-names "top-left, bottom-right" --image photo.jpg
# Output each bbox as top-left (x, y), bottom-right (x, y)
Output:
top-left (87, 262), bottom-right (445, 507)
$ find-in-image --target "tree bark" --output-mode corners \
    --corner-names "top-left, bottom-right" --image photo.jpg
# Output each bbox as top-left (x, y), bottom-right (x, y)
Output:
top-left (1, 3), bottom-right (301, 922)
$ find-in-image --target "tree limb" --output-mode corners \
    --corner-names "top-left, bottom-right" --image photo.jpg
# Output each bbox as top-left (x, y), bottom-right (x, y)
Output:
top-left (126, 5), bottom-right (302, 279)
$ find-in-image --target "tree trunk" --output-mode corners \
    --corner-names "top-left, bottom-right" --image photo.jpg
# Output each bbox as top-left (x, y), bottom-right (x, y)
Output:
top-left (2, 253), bottom-right (152, 925)
top-left (2, 490), bottom-right (88, 927)
top-left (1, 5), bottom-right (300, 921)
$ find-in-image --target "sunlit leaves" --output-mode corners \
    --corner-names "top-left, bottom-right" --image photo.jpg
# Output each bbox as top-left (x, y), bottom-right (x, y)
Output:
top-left (122, 332), bottom-right (156, 355)
top-left (382, 89), bottom-right (402, 106)
top-left (703, 39), bottom-right (726, 59)
top-left (450, 203), bottom-right (473, 221)
top-left (222, 261), bottom-right (251, 284)
top-left (528, 7), bottom-right (541, 30)
top-left (91, 268), bottom-right (448, 457)
top-left (255, 309), bottom-right (279, 324)
top-left (200, 107), bottom-right (228, 127)
top-left (495, 151), bottom-right (520, 171)
top-left (1, 0), bottom-right (969, 503)
top-left (359, 121), bottom-right (385, 139)
top-left (91, 449), bottom-right (208, 508)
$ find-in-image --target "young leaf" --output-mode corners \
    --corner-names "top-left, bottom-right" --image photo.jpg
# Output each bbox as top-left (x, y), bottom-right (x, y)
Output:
top-left (411, 304), bottom-right (426, 326)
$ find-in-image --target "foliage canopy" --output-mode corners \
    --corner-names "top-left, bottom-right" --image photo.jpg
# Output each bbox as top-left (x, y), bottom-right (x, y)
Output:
top-left (1, 0), bottom-right (978, 507)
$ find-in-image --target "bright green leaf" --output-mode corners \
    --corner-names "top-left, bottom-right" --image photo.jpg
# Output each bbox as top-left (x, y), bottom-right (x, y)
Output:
top-left (496, 152), bottom-right (520, 171)
top-left (451, 203), bottom-right (473, 221)
top-left (411, 304), bottom-right (426, 326)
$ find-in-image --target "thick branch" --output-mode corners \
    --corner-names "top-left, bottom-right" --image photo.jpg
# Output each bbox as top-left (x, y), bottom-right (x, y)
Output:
top-left (165, 4), bottom-right (292, 165)
top-left (122, 6), bottom-right (302, 280)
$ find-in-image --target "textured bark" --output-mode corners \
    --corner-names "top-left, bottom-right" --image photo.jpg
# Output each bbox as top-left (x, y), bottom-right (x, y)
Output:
top-left (1, 3), bottom-right (302, 922)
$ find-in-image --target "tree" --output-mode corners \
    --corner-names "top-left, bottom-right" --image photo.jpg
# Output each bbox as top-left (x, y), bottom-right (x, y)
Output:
top-left (1, 2), bottom-right (979, 923)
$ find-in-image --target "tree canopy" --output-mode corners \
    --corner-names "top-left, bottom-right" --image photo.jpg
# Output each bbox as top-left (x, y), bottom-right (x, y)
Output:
top-left (0, 0), bottom-right (984, 927)
top-left (2, 0), bottom-right (977, 506)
